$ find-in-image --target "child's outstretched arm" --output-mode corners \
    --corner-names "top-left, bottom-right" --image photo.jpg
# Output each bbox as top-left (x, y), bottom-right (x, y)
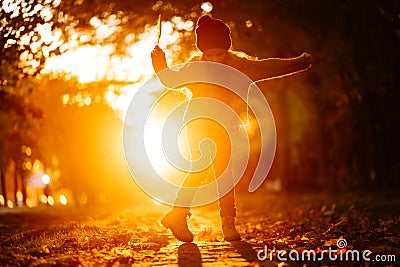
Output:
top-left (242, 52), bottom-right (313, 82)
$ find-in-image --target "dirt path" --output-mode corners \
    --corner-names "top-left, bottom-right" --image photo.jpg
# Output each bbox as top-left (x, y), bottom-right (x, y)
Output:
top-left (0, 191), bottom-right (399, 266)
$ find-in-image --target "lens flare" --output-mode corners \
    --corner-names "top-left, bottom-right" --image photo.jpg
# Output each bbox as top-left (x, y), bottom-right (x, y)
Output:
top-left (59, 194), bottom-right (67, 205)
top-left (201, 2), bottom-right (213, 13)
top-left (123, 61), bottom-right (276, 207)
top-left (41, 173), bottom-right (51, 185)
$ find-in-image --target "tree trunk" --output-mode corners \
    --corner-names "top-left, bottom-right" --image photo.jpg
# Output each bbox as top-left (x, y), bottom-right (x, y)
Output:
top-left (14, 162), bottom-right (19, 207)
top-left (21, 170), bottom-right (28, 206)
top-left (0, 168), bottom-right (6, 206)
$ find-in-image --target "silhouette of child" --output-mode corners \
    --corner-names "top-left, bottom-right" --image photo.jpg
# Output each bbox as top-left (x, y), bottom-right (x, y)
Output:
top-left (151, 15), bottom-right (312, 242)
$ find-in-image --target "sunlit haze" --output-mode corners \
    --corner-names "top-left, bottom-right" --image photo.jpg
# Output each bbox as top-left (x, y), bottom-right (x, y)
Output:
top-left (40, 16), bottom-right (195, 118)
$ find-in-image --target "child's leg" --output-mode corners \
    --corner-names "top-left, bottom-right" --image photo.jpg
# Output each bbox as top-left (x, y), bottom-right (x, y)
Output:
top-left (219, 188), bottom-right (236, 217)
top-left (161, 206), bottom-right (193, 242)
top-left (219, 186), bottom-right (241, 241)
top-left (161, 172), bottom-right (203, 242)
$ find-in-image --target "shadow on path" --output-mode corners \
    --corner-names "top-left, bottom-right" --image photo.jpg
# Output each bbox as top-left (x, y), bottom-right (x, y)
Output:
top-left (230, 240), bottom-right (275, 267)
top-left (230, 240), bottom-right (259, 262)
top-left (178, 242), bottom-right (201, 267)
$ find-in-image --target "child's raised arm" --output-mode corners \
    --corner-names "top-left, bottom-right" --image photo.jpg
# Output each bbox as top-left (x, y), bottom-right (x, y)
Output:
top-left (235, 52), bottom-right (313, 82)
top-left (151, 45), bottom-right (168, 73)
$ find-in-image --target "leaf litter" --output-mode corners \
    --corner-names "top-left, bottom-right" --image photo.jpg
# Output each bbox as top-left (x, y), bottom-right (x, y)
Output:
top-left (0, 191), bottom-right (399, 266)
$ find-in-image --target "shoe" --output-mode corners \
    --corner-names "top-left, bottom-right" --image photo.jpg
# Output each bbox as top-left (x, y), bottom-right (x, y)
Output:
top-left (222, 216), bottom-right (241, 241)
top-left (161, 209), bottom-right (194, 243)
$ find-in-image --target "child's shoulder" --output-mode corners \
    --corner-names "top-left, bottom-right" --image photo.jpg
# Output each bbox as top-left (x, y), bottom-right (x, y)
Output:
top-left (228, 50), bottom-right (258, 61)
top-left (187, 52), bottom-right (203, 62)
top-left (226, 50), bottom-right (260, 71)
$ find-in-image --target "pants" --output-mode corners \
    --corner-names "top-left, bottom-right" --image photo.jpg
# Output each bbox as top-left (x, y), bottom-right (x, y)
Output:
top-left (174, 181), bottom-right (236, 217)
top-left (173, 119), bottom-right (237, 218)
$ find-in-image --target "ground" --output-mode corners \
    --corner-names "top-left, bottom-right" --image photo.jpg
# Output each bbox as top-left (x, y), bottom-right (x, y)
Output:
top-left (0, 190), bottom-right (399, 266)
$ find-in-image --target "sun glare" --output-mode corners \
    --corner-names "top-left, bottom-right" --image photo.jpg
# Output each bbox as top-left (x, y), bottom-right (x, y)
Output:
top-left (201, 2), bottom-right (213, 13)
top-left (16, 191), bottom-right (23, 202)
top-left (40, 15), bottom-right (195, 119)
top-left (33, 14), bottom-right (197, 180)
top-left (7, 200), bottom-right (13, 209)
top-left (59, 194), bottom-right (67, 205)
top-left (47, 196), bottom-right (54, 206)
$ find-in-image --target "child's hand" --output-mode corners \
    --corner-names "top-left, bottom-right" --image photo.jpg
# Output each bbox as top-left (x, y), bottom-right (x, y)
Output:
top-left (302, 52), bottom-right (313, 66)
top-left (151, 45), bottom-right (166, 63)
top-left (151, 45), bottom-right (168, 73)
